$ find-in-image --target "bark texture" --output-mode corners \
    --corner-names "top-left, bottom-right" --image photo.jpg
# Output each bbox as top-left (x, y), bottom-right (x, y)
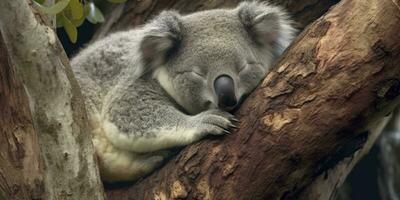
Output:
top-left (0, 0), bottom-right (105, 199)
top-left (106, 0), bottom-right (400, 199)
top-left (299, 116), bottom-right (391, 199)
top-left (0, 31), bottom-right (44, 200)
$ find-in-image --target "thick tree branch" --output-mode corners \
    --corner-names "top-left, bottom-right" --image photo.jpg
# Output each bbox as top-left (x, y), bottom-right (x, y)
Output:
top-left (0, 29), bottom-right (44, 200)
top-left (0, 0), bottom-right (105, 199)
top-left (106, 0), bottom-right (400, 199)
top-left (299, 116), bottom-right (391, 199)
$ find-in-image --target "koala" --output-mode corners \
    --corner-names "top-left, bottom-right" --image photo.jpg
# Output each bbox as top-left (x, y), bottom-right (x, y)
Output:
top-left (71, 1), bottom-right (295, 182)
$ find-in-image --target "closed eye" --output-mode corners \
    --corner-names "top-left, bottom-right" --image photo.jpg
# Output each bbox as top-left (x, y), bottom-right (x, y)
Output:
top-left (192, 66), bottom-right (206, 77)
top-left (177, 66), bottom-right (206, 77)
top-left (176, 70), bottom-right (206, 78)
top-left (239, 61), bottom-right (262, 73)
top-left (248, 61), bottom-right (262, 65)
top-left (192, 71), bottom-right (205, 77)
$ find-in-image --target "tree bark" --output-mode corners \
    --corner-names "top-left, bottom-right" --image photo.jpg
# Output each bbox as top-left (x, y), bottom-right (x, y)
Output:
top-left (299, 116), bottom-right (391, 200)
top-left (0, 30), bottom-right (45, 200)
top-left (0, 0), bottom-right (105, 199)
top-left (105, 0), bottom-right (400, 199)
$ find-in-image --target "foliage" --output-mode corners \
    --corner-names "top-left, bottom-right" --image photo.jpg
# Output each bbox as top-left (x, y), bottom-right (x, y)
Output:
top-left (34, 0), bottom-right (125, 43)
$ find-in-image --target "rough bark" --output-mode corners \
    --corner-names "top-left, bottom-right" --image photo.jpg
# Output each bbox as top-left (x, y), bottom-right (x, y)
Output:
top-left (0, 0), bottom-right (105, 199)
top-left (299, 116), bottom-right (391, 200)
top-left (0, 30), bottom-right (45, 200)
top-left (105, 0), bottom-right (400, 199)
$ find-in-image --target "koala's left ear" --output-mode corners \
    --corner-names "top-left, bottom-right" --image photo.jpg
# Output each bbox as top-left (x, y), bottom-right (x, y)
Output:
top-left (140, 11), bottom-right (182, 70)
top-left (237, 2), bottom-right (296, 55)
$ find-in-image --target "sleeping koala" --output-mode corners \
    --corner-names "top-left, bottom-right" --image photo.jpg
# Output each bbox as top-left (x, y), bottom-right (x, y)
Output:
top-left (71, 1), bottom-right (295, 182)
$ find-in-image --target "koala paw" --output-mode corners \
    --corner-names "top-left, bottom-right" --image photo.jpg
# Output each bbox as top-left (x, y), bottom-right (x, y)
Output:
top-left (191, 109), bottom-right (238, 137)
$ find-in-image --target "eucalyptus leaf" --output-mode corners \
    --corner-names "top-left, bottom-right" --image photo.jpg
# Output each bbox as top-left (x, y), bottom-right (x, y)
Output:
top-left (86, 2), bottom-right (105, 24)
top-left (56, 13), bottom-right (64, 28)
top-left (83, 2), bottom-right (90, 16)
top-left (34, 0), bottom-right (70, 15)
top-left (71, 16), bottom-right (86, 27)
top-left (69, 0), bottom-right (84, 20)
top-left (63, 17), bottom-right (78, 43)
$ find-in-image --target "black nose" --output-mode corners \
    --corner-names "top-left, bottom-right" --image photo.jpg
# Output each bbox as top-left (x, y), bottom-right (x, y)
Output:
top-left (214, 75), bottom-right (237, 109)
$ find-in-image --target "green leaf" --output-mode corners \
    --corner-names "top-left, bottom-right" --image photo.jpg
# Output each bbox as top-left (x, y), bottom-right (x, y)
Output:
top-left (34, 0), bottom-right (70, 15)
top-left (107, 0), bottom-right (127, 3)
top-left (56, 13), bottom-right (64, 28)
top-left (83, 2), bottom-right (90, 16)
top-left (69, 0), bottom-right (84, 20)
top-left (71, 16), bottom-right (86, 27)
top-left (86, 2), bottom-right (105, 24)
top-left (63, 17), bottom-right (78, 43)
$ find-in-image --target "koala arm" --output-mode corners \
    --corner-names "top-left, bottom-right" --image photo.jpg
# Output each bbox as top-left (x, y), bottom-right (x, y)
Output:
top-left (101, 78), bottom-right (234, 153)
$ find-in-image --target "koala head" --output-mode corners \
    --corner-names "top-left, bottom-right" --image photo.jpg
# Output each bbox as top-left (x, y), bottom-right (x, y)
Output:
top-left (139, 1), bottom-right (295, 114)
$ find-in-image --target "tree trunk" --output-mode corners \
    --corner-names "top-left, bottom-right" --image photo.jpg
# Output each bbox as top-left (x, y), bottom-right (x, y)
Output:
top-left (0, 0), bottom-right (105, 199)
top-left (105, 0), bottom-right (400, 199)
top-left (0, 30), bottom-right (45, 200)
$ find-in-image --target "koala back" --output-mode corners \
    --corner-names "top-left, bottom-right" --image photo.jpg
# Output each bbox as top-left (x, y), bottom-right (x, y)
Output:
top-left (71, 30), bottom-right (144, 113)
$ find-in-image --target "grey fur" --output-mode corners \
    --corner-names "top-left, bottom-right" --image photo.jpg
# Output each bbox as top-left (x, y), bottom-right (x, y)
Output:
top-left (71, 1), bottom-right (295, 182)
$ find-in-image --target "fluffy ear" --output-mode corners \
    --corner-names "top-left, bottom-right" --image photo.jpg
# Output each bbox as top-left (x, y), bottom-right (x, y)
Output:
top-left (237, 1), bottom-right (296, 55)
top-left (140, 11), bottom-right (182, 70)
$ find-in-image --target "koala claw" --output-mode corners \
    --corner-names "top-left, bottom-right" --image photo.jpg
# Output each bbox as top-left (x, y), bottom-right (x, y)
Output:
top-left (228, 124), bottom-right (238, 129)
top-left (191, 109), bottom-right (235, 137)
top-left (231, 118), bottom-right (240, 123)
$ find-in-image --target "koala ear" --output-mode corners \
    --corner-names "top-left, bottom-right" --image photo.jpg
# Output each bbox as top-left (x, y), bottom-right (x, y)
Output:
top-left (140, 11), bottom-right (182, 70)
top-left (237, 1), bottom-right (296, 55)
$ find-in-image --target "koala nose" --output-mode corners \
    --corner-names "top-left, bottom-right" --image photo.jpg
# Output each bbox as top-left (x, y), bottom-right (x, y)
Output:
top-left (214, 75), bottom-right (237, 110)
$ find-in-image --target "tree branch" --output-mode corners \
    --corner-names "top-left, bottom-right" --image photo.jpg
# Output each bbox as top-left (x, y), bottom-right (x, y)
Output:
top-left (0, 0), bottom-right (105, 199)
top-left (0, 27), bottom-right (44, 200)
top-left (106, 0), bottom-right (400, 199)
